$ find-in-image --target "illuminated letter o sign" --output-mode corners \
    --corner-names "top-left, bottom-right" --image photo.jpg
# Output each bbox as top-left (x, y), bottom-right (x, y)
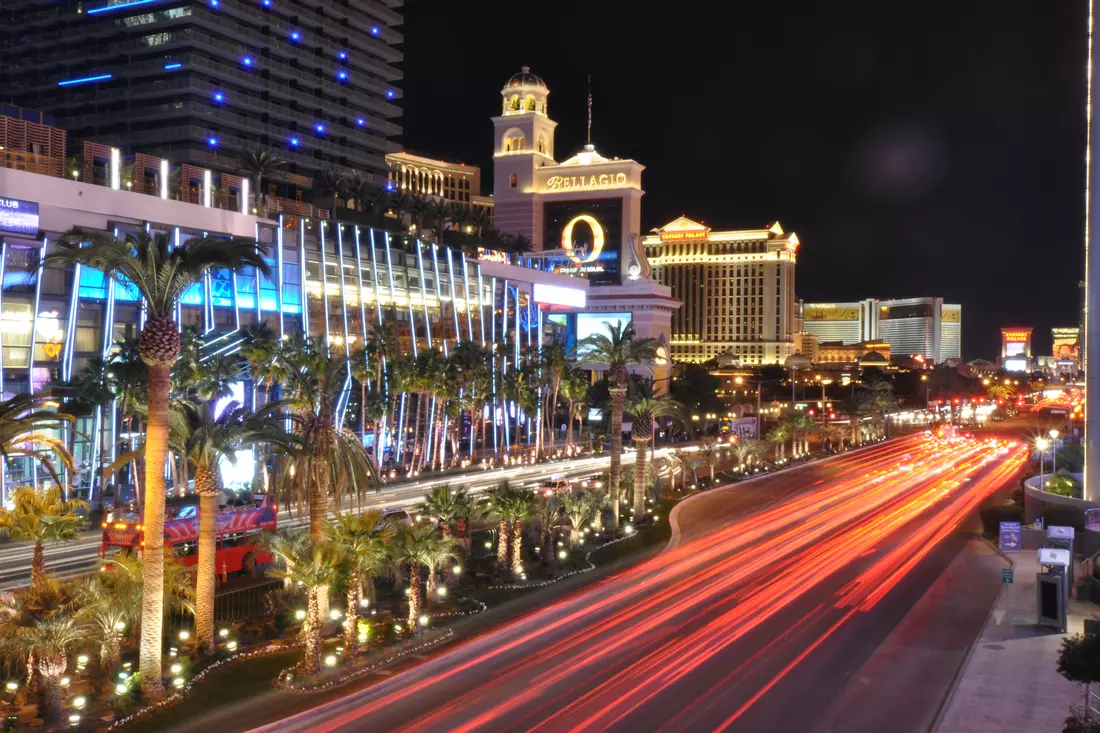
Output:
top-left (561, 214), bottom-right (605, 265)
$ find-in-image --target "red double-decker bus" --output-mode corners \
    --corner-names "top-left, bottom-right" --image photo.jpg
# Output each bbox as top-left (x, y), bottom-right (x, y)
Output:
top-left (100, 494), bottom-right (278, 577)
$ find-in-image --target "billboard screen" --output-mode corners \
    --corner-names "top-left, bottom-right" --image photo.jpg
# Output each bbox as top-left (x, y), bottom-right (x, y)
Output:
top-left (0, 198), bottom-right (39, 237)
top-left (544, 199), bottom-right (622, 286)
top-left (804, 305), bottom-right (859, 322)
top-left (1005, 342), bottom-right (1026, 357)
top-left (1004, 357), bottom-right (1029, 372)
top-left (576, 312), bottom-right (632, 356)
top-left (1052, 327), bottom-right (1079, 360)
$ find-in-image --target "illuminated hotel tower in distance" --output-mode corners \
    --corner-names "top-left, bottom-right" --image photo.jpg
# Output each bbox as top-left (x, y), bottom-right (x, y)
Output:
top-left (643, 217), bottom-right (799, 365)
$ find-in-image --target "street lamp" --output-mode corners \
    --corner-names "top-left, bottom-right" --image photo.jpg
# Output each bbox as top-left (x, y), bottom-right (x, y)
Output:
top-left (1049, 428), bottom-right (1060, 472)
top-left (1036, 437), bottom-right (1050, 486)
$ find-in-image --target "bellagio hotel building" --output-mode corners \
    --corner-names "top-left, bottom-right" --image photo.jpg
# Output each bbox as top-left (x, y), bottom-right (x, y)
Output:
top-left (642, 217), bottom-right (799, 365)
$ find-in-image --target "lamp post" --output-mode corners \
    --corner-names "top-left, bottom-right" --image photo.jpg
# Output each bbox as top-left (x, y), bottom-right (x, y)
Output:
top-left (1050, 428), bottom-right (1060, 473)
top-left (1036, 437), bottom-right (1050, 487)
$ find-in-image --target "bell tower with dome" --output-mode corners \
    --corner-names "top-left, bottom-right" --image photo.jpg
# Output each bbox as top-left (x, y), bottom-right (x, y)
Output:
top-left (491, 67), bottom-right (558, 240)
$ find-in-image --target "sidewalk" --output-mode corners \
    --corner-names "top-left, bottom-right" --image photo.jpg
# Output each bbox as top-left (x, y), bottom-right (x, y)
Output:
top-left (934, 548), bottom-right (1091, 733)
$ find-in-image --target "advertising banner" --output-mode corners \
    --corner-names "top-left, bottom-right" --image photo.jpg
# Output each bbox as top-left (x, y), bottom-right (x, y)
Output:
top-left (999, 521), bottom-right (1021, 551)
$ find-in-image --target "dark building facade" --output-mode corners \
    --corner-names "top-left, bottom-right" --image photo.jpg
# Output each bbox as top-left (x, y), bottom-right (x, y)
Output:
top-left (2, 0), bottom-right (403, 188)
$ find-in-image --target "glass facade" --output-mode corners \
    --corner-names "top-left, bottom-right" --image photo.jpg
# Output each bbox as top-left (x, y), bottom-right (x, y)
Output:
top-left (2, 0), bottom-right (402, 183)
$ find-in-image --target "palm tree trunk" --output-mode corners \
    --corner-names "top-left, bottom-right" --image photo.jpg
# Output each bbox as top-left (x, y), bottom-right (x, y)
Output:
top-left (496, 518), bottom-right (510, 571)
top-left (101, 634), bottom-right (121, 677)
top-left (303, 587), bottom-right (321, 674)
top-left (360, 382), bottom-right (367, 439)
top-left (410, 394), bottom-right (423, 472)
top-left (407, 565), bottom-right (422, 630)
top-left (566, 399), bottom-right (575, 453)
top-left (511, 518), bottom-right (524, 576)
top-left (426, 565), bottom-right (438, 600)
top-left (345, 585), bottom-right (360, 655)
top-left (608, 386), bottom-right (626, 531)
top-left (39, 668), bottom-right (62, 727)
top-left (139, 363), bottom-right (170, 701)
top-left (633, 438), bottom-right (647, 521)
top-left (310, 457), bottom-right (331, 618)
top-left (30, 542), bottom-right (45, 590)
top-left (196, 488), bottom-right (218, 655)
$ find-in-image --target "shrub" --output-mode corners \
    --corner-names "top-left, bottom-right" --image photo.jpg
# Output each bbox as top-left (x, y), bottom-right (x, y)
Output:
top-left (979, 504), bottom-right (1024, 538)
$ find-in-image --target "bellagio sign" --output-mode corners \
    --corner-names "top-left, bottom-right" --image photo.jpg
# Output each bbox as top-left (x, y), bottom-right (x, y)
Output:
top-left (544, 172), bottom-right (629, 191)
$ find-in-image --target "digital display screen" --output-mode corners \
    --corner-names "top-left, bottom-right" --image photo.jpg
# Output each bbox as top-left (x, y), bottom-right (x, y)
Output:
top-left (543, 199), bottom-right (622, 286)
top-left (1005, 342), bottom-right (1026, 357)
top-left (0, 198), bottom-right (39, 236)
top-left (576, 312), bottom-right (632, 356)
top-left (1004, 358), bottom-right (1029, 372)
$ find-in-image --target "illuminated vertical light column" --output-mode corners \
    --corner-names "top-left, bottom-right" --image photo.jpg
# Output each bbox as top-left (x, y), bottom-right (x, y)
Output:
top-left (1088, 0), bottom-right (1100, 501)
top-left (202, 170), bottom-right (212, 208)
top-left (0, 243), bottom-right (5, 498)
top-left (109, 148), bottom-right (121, 190)
top-left (403, 240), bottom-right (419, 353)
top-left (461, 256), bottom-right (474, 342)
top-left (335, 225), bottom-right (353, 426)
top-left (384, 233), bottom-right (407, 461)
top-left (368, 229), bottom-right (388, 458)
top-left (62, 262), bottom-right (81, 381)
top-left (202, 271), bottom-right (214, 333)
top-left (500, 280), bottom-right (511, 450)
top-left (319, 222), bottom-right (332, 355)
top-left (253, 222), bottom-right (262, 323)
top-left (490, 275), bottom-right (499, 454)
top-left (352, 227), bottom-right (369, 351)
top-left (298, 220), bottom-right (310, 340)
top-left (241, 178), bottom-right (250, 215)
top-left (27, 238), bottom-right (46, 396)
top-left (159, 159), bottom-right (169, 199)
top-left (276, 217), bottom-right (285, 338)
top-left (173, 228), bottom-right (182, 328)
top-left (101, 239), bottom-right (118, 471)
top-left (445, 247), bottom-right (461, 343)
top-left (416, 241), bottom-right (433, 348)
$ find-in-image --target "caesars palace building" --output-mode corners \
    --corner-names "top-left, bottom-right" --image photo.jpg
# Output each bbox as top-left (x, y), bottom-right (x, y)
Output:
top-left (0, 67), bottom-right (678, 491)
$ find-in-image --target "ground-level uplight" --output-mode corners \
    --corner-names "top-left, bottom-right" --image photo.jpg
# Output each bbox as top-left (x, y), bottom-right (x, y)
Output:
top-left (179, 630), bottom-right (190, 641)
top-left (295, 609), bottom-right (307, 620)
top-left (114, 683), bottom-right (128, 695)
top-left (418, 615), bottom-right (429, 626)
top-left (170, 663), bottom-right (182, 675)
top-left (324, 655), bottom-right (337, 667)
top-left (72, 696), bottom-right (86, 709)
top-left (558, 550), bottom-right (568, 559)
top-left (437, 586), bottom-right (448, 597)
top-left (219, 628), bottom-right (229, 638)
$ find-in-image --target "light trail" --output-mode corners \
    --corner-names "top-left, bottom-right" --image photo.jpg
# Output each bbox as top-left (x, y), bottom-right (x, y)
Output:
top-left (249, 434), bottom-right (1025, 733)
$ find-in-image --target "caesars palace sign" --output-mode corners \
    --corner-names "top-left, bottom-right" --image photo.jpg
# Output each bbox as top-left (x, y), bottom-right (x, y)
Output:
top-left (544, 172), bottom-right (629, 192)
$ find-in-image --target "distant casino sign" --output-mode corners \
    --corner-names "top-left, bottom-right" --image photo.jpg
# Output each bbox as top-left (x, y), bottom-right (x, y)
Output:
top-left (545, 172), bottom-right (628, 192)
top-left (0, 198), bottom-right (40, 236)
top-left (659, 230), bottom-right (708, 242)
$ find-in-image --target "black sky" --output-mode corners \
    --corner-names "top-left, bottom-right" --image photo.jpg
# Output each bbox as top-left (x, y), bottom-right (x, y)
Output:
top-left (398, 1), bottom-right (1086, 360)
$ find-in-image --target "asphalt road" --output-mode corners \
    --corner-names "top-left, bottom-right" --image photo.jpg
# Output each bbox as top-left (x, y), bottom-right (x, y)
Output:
top-left (246, 433), bottom-right (1027, 733)
top-left (0, 449), bottom-right (661, 590)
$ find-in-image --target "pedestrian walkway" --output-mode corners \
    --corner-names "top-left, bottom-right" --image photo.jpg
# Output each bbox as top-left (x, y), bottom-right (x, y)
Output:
top-left (934, 548), bottom-right (1091, 733)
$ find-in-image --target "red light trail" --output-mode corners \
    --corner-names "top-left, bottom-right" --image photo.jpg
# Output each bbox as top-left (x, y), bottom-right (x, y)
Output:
top-left (252, 434), bottom-right (1026, 733)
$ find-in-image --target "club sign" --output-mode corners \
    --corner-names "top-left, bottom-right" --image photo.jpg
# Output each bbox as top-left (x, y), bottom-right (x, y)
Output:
top-left (0, 198), bottom-right (40, 236)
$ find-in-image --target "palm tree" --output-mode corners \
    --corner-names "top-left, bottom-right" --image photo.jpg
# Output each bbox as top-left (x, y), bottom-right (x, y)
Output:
top-left (480, 482), bottom-right (532, 575)
top-left (22, 617), bottom-right (82, 726)
top-left (68, 357), bottom-right (114, 501)
top-left (426, 197), bottom-right (452, 242)
top-left (325, 511), bottom-right (390, 655)
top-left (535, 494), bottom-right (563, 567)
top-left (698, 439), bottom-right (720, 484)
top-left (395, 524), bottom-right (437, 631)
top-left (766, 424), bottom-right (790, 463)
top-left (787, 413), bottom-right (815, 457)
top-left (74, 578), bottom-right (138, 677)
top-left (47, 227), bottom-right (268, 699)
top-left (540, 341), bottom-right (569, 455)
top-left (504, 233), bottom-right (535, 256)
top-left (578, 323), bottom-right (660, 530)
top-left (101, 551), bottom-right (195, 622)
top-left (416, 485), bottom-right (473, 539)
top-left (179, 400), bottom-right (299, 654)
top-left (194, 354), bottom-right (244, 413)
top-left (278, 353), bottom-right (379, 542)
top-left (421, 531), bottom-right (461, 603)
top-left (0, 394), bottom-right (76, 494)
top-left (342, 171), bottom-right (375, 213)
top-left (240, 322), bottom-right (281, 408)
top-left (310, 168), bottom-right (348, 215)
top-left (559, 368), bottom-right (589, 454)
top-left (238, 149), bottom-right (285, 213)
top-left (625, 396), bottom-right (682, 520)
top-left (561, 491), bottom-right (602, 547)
top-left (0, 486), bottom-right (87, 590)
top-left (265, 538), bottom-right (341, 674)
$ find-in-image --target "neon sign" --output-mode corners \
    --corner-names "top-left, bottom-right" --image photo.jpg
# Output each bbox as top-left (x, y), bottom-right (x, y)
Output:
top-left (659, 230), bottom-right (708, 242)
top-left (545, 172), bottom-right (628, 191)
top-left (561, 214), bottom-right (605, 265)
top-left (0, 198), bottom-right (39, 236)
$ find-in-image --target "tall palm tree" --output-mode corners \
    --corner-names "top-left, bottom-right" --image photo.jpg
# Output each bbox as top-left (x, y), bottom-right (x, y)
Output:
top-left (559, 368), bottom-right (589, 454)
top-left (766, 424), bottom-right (790, 463)
top-left (48, 227), bottom-right (269, 699)
top-left (311, 168), bottom-right (348, 216)
top-left (22, 617), bottom-right (82, 726)
top-left (240, 322), bottom-right (281, 408)
top-left (416, 485), bottom-right (473, 538)
top-left (697, 439), bottom-right (720, 484)
top-left (480, 482), bottom-right (532, 574)
top-left (325, 511), bottom-right (390, 655)
top-left (194, 354), bottom-right (244, 414)
top-left (0, 486), bottom-right (87, 590)
top-left (535, 494), bottom-right (563, 567)
top-left (278, 353), bottom-right (378, 542)
top-left (179, 400), bottom-right (299, 654)
top-left (0, 394), bottom-right (76, 494)
top-left (577, 323), bottom-right (660, 530)
top-left (238, 148), bottom-right (285, 212)
top-left (540, 342), bottom-right (569, 455)
top-left (561, 491), bottom-right (602, 547)
top-left (265, 538), bottom-right (341, 674)
top-left (426, 197), bottom-right (452, 242)
top-left (625, 396), bottom-right (682, 519)
top-left (342, 171), bottom-right (375, 213)
top-left (74, 578), bottom-right (138, 677)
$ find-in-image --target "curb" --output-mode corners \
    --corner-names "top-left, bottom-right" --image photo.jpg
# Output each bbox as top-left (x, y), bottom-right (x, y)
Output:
top-left (666, 437), bottom-right (902, 551)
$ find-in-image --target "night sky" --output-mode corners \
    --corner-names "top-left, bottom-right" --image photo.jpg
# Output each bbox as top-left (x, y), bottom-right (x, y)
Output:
top-left (399, 1), bottom-right (1086, 360)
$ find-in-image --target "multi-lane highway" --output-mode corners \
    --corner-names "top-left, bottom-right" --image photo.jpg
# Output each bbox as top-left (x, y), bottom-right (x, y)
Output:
top-left (0, 448), bottom-right (658, 590)
top-left (245, 432), bottom-right (1025, 733)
